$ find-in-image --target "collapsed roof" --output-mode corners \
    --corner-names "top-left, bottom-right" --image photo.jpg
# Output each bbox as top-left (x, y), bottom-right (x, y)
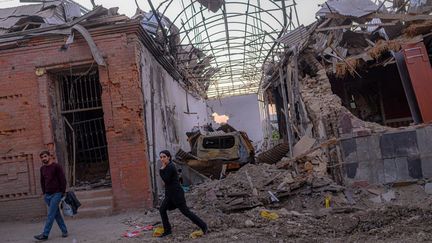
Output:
top-left (262, 0), bottom-right (432, 89)
top-left (0, 0), bottom-right (303, 99)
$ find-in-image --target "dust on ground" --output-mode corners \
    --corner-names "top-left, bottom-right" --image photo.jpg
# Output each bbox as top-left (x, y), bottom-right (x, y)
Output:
top-left (3, 164), bottom-right (432, 243)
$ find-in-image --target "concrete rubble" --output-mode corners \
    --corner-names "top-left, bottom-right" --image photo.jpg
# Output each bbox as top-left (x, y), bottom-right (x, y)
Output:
top-left (120, 169), bottom-right (432, 242)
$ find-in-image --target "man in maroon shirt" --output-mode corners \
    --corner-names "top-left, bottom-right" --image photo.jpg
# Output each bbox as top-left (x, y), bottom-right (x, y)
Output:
top-left (34, 150), bottom-right (68, 241)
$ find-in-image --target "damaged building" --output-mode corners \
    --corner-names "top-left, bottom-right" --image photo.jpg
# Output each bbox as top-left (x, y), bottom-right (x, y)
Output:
top-left (259, 0), bottom-right (432, 186)
top-left (0, 1), bottom-right (214, 219)
top-left (2, 1), bottom-right (432, 234)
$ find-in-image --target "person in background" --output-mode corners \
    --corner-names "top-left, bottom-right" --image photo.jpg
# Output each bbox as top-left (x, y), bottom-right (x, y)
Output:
top-left (158, 150), bottom-right (207, 237)
top-left (34, 150), bottom-right (68, 241)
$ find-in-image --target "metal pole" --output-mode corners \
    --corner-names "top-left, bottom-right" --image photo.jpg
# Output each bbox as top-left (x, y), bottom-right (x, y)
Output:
top-left (279, 65), bottom-right (294, 157)
top-left (64, 117), bottom-right (76, 187)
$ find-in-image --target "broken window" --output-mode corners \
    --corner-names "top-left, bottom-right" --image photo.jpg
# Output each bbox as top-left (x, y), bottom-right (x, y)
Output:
top-left (57, 69), bottom-right (110, 186)
top-left (203, 136), bottom-right (235, 149)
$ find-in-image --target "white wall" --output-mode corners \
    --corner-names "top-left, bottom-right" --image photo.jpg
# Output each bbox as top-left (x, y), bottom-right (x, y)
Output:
top-left (139, 44), bottom-right (209, 193)
top-left (207, 94), bottom-right (264, 145)
top-left (140, 48), bottom-right (209, 156)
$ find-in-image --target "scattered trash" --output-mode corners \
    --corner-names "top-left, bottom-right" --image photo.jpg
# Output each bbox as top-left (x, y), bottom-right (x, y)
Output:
top-left (260, 210), bottom-right (279, 220)
top-left (182, 185), bottom-right (190, 192)
top-left (122, 224), bottom-right (156, 238)
top-left (123, 231), bottom-right (141, 238)
top-left (268, 191), bottom-right (280, 203)
top-left (190, 230), bottom-right (204, 239)
top-left (325, 195), bottom-right (331, 208)
top-left (152, 226), bottom-right (165, 237)
top-left (244, 219), bottom-right (255, 227)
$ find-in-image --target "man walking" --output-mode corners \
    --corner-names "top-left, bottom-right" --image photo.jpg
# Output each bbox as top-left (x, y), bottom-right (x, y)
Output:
top-left (34, 150), bottom-right (68, 241)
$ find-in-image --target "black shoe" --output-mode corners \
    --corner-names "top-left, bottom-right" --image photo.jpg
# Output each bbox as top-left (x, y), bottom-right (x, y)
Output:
top-left (201, 226), bottom-right (208, 234)
top-left (159, 231), bottom-right (172, 237)
top-left (34, 234), bottom-right (48, 241)
top-left (62, 232), bottom-right (68, 238)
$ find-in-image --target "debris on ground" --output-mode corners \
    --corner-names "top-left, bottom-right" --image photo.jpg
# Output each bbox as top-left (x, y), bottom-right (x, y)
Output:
top-left (189, 230), bottom-right (204, 239)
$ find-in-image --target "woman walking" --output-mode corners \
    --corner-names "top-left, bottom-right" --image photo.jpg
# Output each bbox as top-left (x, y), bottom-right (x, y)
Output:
top-left (158, 150), bottom-right (208, 237)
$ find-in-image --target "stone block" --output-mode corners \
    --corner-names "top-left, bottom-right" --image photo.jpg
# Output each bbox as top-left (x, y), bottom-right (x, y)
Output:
top-left (425, 183), bottom-right (432, 194)
top-left (417, 126), bottom-right (432, 155)
top-left (394, 157), bottom-right (410, 180)
top-left (338, 112), bottom-right (353, 134)
top-left (382, 190), bottom-right (396, 202)
top-left (356, 135), bottom-right (381, 162)
top-left (369, 134), bottom-right (382, 160)
top-left (420, 155), bottom-right (432, 179)
top-left (380, 133), bottom-right (394, 159)
top-left (380, 131), bottom-right (419, 159)
top-left (383, 158), bottom-right (397, 183)
top-left (407, 156), bottom-right (423, 179)
top-left (344, 162), bottom-right (358, 179)
top-left (356, 160), bottom-right (372, 181)
top-left (356, 137), bottom-right (370, 162)
top-left (341, 138), bottom-right (357, 163)
top-left (370, 159), bottom-right (385, 184)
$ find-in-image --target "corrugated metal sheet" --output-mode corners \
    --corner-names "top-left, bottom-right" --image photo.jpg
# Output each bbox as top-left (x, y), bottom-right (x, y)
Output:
top-left (0, 1), bottom-right (71, 33)
top-left (64, 2), bottom-right (81, 22)
top-left (256, 143), bottom-right (290, 164)
top-left (207, 131), bottom-right (227, 136)
top-left (276, 25), bottom-right (308, 47)
top-left (317, 0), bottom-right (381, 18)
top-left (197, 0), bottom-right (224, 13)
top-left (0, 7), bottom-right (16, 20)
top-left (175, 149), bottom-right (199, 160)
top-left (402, 42), bottom-right (432, 122)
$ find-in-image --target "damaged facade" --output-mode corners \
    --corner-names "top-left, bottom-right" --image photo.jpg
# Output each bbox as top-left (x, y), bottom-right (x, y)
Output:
top-left (0, 1), bottom-right (212, 219)
top-left (259, 0), bottom-right (432, 186)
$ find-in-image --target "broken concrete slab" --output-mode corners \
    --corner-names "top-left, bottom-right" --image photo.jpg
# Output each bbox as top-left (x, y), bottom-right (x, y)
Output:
top-left (367, 188), bottom-right (383, 195)
top-left (369, 195), bottom-right (382, 204)
top-left (382, 190), bottom-right (396, 202)
top-left (293, 136), bottom-right (316, 157)
top-left (424, 183), bottom-right (432, 194)
top-left (244, 219), bottom-right (255, 228)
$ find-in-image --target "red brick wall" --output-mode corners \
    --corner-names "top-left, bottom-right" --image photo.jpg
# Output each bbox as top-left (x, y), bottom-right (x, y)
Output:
top-left (0, 27), bottom-right (152, 220)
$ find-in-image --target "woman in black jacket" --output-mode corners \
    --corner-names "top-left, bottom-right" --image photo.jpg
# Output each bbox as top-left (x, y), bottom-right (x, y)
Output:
top-left (158, 150), bottom-right (207, 237)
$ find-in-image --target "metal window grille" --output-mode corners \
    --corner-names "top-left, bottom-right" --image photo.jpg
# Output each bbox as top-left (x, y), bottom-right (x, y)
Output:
top-left (58, 70), bottom-right (109, 183)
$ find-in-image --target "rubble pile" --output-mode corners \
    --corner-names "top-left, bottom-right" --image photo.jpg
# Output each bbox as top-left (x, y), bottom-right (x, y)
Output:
top-left (189, 155), bottom-right (343, 213)
top-left (125, 185), bottom-right (432, 241)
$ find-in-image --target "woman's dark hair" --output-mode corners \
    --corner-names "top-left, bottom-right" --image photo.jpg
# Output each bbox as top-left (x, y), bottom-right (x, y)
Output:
top-left (160, 150), bottom-right (172, 160)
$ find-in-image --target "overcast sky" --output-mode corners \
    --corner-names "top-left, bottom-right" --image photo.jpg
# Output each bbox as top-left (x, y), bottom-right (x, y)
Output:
top-left (1, 0), bottom-right (326, 26)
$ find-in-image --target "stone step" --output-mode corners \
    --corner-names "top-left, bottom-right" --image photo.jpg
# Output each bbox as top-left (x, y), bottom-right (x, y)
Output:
top-left (79, 196), bottom-right (113, 208)
top-left (74, 188), bottom-right (113, 200)
top-left (74, 206), bottom-right (113, 218)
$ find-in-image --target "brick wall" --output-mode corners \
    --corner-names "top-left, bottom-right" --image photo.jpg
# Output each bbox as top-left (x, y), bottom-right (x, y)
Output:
top-left (0, 197), bottom-right (46, 221)
top-left (0, 25), bottom-right (153, 220)
top-left (340, 125), bottom-right (432, 185)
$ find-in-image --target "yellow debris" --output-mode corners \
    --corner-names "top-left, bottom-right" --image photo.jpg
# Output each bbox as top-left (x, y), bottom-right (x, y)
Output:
top-left (260, 210), bottom-right (279, 220)
top-left (152, 226), bottom-right (164, 237)
top-left (190, 230), bottom-right (204, 239)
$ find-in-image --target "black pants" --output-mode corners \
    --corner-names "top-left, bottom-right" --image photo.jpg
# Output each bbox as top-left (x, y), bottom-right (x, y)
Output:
top-left (159, 197), bottom-right (207, 232)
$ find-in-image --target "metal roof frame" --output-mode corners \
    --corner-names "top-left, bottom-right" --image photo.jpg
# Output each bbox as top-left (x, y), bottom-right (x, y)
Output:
top-left (149, 0), bottom-right (300, 98)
